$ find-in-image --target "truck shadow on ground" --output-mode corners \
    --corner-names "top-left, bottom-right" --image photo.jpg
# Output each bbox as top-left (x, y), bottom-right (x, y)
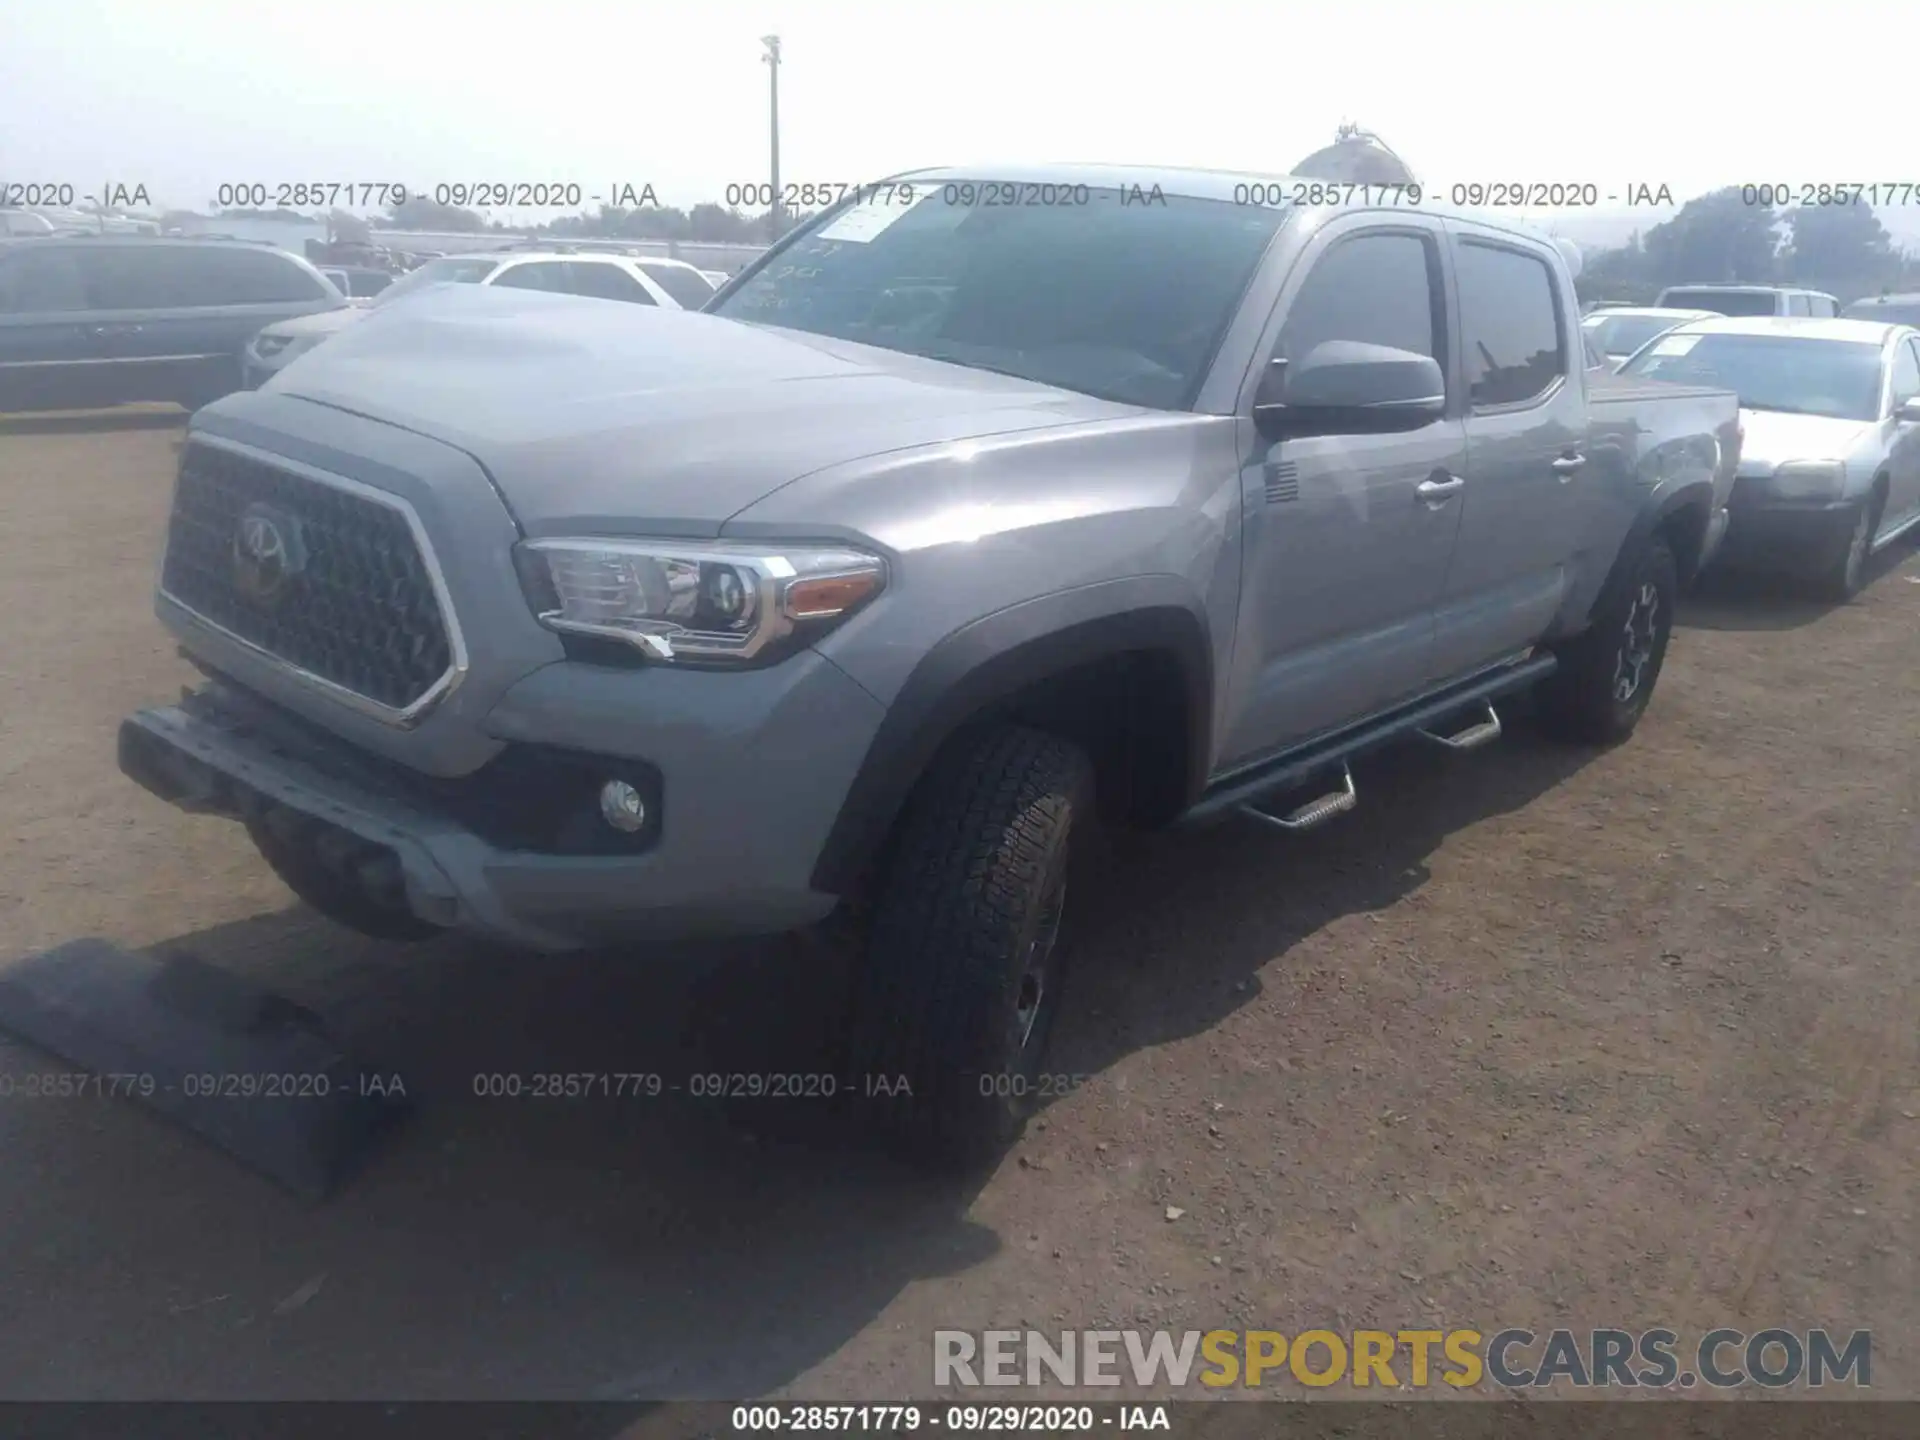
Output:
top-left (3, 716), bottom-right (1594, 1405)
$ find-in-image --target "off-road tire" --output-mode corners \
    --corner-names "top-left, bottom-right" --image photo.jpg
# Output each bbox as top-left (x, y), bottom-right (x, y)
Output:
top-left (246, 814), bottom-right (444, 943)
top-left (1535, 535), bottom-right (1678, 745)
top-left (844, 725), bottom-right (1093, 1167)
top-left (1812, 487), bottom-right (1883, 603)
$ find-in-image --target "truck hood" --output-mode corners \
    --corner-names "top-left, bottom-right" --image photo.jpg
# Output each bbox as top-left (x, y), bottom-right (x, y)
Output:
top-left (1735, 406), bottom-right (1876, 474)
top-left (266, 285), bottom-right (1138, 534)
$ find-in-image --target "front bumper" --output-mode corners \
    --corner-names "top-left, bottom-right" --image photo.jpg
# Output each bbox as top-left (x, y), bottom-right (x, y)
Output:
top-left (120, 661), bottom-right (883, 952)
top-left (1714, 492), bottom-right (1860, 578)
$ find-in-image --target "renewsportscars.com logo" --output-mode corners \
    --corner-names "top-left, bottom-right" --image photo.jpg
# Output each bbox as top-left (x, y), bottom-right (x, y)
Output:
top-left (933, 1327), bottom-right (1872, 1391)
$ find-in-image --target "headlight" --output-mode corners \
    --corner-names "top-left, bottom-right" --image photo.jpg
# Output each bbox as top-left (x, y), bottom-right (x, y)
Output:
top-left (513, 538), bottom-right (887, 665)
top-left (1767, 461), bottom-right (1847, 501)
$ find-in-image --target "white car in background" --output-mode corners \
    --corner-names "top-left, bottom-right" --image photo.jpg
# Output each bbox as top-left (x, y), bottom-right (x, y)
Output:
top-left (242, 250), bottom-right (715, 387)
top-left (1581, 306), bottom-right (1718, 370)
top-left (1619, 316), bottom-right (1920, 599)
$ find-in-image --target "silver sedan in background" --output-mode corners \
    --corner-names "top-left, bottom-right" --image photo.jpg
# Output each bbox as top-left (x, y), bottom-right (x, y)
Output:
top-left (1620, 316), bottom-right (1920, 598)
top-left (1581, 306), bottom-right (1718, 370)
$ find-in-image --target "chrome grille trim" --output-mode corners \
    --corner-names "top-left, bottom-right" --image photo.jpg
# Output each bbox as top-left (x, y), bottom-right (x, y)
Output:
top-left (158, 433), bottom-right (470, 730)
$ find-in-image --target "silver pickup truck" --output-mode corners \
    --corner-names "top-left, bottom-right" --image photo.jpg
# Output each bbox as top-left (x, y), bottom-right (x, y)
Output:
top-left (118, 164), bottom-right (1741, 1163)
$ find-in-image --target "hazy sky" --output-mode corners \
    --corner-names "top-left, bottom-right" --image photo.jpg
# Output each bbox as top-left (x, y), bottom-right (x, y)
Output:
top-left (3, 0), bottom-right (1909, 220)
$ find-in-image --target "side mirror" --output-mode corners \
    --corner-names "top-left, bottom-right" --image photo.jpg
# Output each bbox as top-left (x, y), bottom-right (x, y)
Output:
top-left (1255, 341), bottom-right (1446, 439)
top-left (1896, 397), bottom-right (1920, 424)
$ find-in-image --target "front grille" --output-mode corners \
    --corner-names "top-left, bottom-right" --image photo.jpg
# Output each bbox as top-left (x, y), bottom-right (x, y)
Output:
top-left (161, 441), bottom-right (455, 714)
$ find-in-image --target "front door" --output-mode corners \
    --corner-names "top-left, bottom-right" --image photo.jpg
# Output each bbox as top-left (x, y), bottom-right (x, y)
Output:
top-left (1218, 218), bottom-right (1467, 769)
top-left (1882, 335), bottom-right (1920, 533)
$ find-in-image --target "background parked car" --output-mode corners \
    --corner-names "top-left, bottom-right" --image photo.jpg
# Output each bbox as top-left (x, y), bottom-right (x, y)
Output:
top-left (1843, 292), bottom-right (1920, 327)
top-left (1654, 284), bottom-right (1840, 318)
top-left (0, 236), bottom-right (345, 413)
top-left (241, 250), bottom-right (702, 388)
top-left (1620, 316), bottom-right (1920, 598)
top-left (1581, 306), bottom-right (1718, 369)
top-left (319, 266), bottom-right (396, 300)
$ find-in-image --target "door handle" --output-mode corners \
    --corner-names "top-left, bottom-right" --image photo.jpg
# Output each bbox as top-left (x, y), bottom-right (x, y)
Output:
top-left (1416, 475), bottom-right (1465, 503)
top-left (1551, 453), bottom-right (1587, 477)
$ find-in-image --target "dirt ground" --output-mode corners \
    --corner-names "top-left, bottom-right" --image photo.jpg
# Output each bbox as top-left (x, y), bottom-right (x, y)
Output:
top-left (0, 415), bottom-right (1915, 1405)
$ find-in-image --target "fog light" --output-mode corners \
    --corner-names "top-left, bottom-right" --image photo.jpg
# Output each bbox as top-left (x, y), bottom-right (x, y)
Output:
top-left (598, 780), bottom-right (647, 832)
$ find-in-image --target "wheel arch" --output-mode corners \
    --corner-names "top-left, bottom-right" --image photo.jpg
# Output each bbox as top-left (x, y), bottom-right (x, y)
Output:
top-left (810, 578), bottom-right (1214, 896)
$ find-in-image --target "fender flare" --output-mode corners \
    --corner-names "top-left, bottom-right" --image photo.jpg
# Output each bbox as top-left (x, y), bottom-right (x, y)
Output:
top-left (1609, 479), bottom-right (1716, 600)
top-left (810, 577), bottom-right (1214, 895)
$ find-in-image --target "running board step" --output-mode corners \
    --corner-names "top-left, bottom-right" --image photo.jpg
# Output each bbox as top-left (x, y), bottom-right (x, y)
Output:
top-left (1237, 764), bottom-right (1357, 833)
top-left (1418, 701), bottom-right (1503, 751)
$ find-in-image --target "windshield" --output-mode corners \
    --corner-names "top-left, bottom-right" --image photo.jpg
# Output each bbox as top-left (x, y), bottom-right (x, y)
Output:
top-left (1621, 332), bottom-right (1884, 420)
top-left (1657, 288), bottom-right (1778, 317)
top-left (709, 182), bottom-right (1288, 409)
top-left (374, 255), bottom-right (500, 306)
top-left (1584, 313), bottom-right (1690, 357)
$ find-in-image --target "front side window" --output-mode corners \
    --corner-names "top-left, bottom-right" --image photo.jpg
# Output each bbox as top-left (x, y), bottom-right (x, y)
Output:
top-left (1275, 230), bottom-right (1440, 379)
top-left (1456, 241), bottom-right (1566, 408)
top-left (711, 182), bottom-right (1288, 409)
top-left (490, 261), bottom-right (571, 293)
top-left (562, 261), bottom-right (655, 303)
top-left (1659, 288), bottom-right (1779, 317)
top-left (637, 261), bottom-right (716, 308)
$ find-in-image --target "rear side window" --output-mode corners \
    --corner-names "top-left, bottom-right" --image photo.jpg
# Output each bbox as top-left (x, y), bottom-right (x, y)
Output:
top-left (563, 261), bottom-right (656, 304)
top-left (637, 260), bottom-right (716, 309)
top-left (0, 247), bottom-right (89, 312)
top-left (1809, 295), bottom-right (1838, 318)
top-left (1455, 241), bottom-right (1566, 407)
top-left (1660, 288), bottom-right (1778, 317)
top-left (1787, 294), bottom-right (1811, 316)
top-left (70, 245), bottom-right (329, 308)
top-left (1275, 230), bottom-right (1441, 373)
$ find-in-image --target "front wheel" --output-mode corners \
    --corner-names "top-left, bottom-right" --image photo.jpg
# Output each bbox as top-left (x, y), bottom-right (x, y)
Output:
top-left (842, 725), bottom-right (1093, 1167)
top-left (1813, 489), bottom-right (1882, 603)
top-left (1535, 535), bottom-right (1678, 745)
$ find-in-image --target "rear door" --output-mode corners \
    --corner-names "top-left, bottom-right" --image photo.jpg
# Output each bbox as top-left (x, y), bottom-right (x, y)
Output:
top-left (1218, 215), bottom-right (1468, 765)
top-left (1430, 222), bottom-right (1588, 681)
top-left (0, 244), bottom-right (116, 412)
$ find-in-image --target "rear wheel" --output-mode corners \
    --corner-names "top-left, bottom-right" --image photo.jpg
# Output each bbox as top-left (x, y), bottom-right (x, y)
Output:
top-left (1535, 535), bottom-right (1678, 745)
top-left (843, 725), bottom-right (1093, 1167)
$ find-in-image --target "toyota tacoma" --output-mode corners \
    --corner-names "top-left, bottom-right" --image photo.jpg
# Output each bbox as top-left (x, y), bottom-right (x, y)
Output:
top-left (119, 164), bottom-right (1741, 1163)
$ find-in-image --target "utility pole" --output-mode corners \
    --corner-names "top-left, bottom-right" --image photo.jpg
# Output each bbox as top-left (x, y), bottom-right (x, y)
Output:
top-left (761, 34), bottom-right (782, 239)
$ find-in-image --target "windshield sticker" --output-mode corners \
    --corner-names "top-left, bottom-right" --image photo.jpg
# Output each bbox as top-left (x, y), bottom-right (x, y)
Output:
top-left (1650, 334), bottom-right (1702, 357)
top-left (816, 187), bottom-right (950, 244)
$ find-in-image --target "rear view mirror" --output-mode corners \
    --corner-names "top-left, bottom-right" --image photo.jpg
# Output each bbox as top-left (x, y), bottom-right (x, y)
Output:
top-left (1256, 341), bottom-right (1446, 438)
top-left (1897, 398), bottom-right (1920, 424)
